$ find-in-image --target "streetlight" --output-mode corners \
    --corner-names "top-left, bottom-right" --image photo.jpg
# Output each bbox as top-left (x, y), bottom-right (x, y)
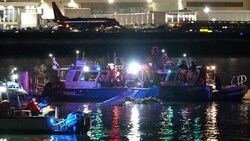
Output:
top-left (183, 53), bottom-right (190, 68)
top-left (49, 53), bottom-right (53, 58)
top-left (161, 49), bottom-right (165, 53)
top-left (76, 50), bottom-right (79, 60)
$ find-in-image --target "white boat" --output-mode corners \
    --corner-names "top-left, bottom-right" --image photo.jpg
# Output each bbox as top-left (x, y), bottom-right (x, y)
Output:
top-left (42, 58), bottom-right (159, 102)
top-left (0, 81), bottom-right (91, 134)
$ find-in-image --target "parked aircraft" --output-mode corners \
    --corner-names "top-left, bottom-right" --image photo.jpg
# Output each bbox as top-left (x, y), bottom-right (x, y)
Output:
top-left (52, 2), bottom-right (124, 32)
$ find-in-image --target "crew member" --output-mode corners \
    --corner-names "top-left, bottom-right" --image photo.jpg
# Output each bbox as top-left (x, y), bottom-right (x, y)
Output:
top-left (151, 46), bottom-right (159, 69)
top-left (25, 98), bottom-right (41, 116)
top-left (52, 57), bottom-right (60, 70)
top-left (214, 71), bottom-right (222, 90)
top-left (189, 61), bottom-right (197, 83)
top-left (0, 100), bottom-right (11, 117)
top-left (198, 64), bottom-right (207, 86)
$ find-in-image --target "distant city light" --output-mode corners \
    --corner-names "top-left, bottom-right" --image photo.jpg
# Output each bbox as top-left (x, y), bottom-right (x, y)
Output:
top-left (68, 0), bottom-right (78, 8)
top-left (108, 0), bottom-right (114, 4)
top-left (204, 7), bottom-right (210, 13)
top-left (49, 53), bottom-right (53, 57)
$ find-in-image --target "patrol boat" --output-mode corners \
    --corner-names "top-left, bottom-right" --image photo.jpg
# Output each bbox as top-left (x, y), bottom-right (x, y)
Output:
top-left (158, 64), bottom-right (248, 101)
top-left (0, 81), bottom-right (91, 134)
top-left (42, 56), bottom-right (159, 102)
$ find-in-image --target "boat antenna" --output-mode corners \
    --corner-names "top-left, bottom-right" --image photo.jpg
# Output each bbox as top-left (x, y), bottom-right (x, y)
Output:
top-left (107, 53), bottom-right (110, 63)
top-left (82, 52), bottom-right (85, 60)
top-left (114, 52), bottom-right (116, 64)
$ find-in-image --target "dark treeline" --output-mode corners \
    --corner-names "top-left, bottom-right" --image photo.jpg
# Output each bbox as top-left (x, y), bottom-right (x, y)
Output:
top-left (0, 31), bottom-right (250, 59)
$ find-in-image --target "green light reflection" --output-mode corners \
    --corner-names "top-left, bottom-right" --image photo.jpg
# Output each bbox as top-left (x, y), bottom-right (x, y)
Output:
top-left (159, 106), bottom-right (174, 141)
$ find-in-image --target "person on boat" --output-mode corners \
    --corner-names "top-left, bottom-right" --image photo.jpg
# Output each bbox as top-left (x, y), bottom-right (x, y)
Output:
top-left (178, 60), bottom-right (188, 83)
top-left (52, 57), bottom-right (60, 70)
top-left (198, 64), bottom-right (207, 86)
top-left (178, 60), bottom-right (188, 70)
top-left (189, 61), bottom-right (197, 84)
top-left (214, 71), bottom-right (222, 90)
top-left (162, 51), bottom-right (169, 70)
top-left (151, 46), bottom-right (159, 69)
top-left (25, 98), bottom-right (41, 116)
top-left (0, 99), bottom-right (11, 117)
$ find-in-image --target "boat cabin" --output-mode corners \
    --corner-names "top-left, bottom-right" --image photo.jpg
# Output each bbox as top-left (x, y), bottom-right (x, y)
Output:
top-left (57, 60), bottom-right (102, 89)
top-left (0, 81), bottom-right (29, 110)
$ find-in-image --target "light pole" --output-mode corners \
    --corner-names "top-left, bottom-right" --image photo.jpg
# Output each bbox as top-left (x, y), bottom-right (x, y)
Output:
top-left (183, 53), bottom-right (190, 68)
top-left (76, 50), bottom-right (79, 60)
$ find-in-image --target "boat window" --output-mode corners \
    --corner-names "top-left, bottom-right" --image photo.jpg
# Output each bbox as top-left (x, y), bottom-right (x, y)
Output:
top-left (1, 93), bottom-right (8, 101)
top-left (80, 72), bottom-right (98, 81)
top-left (37, 77), bottom-right (45, 85)
top-left (73, 71), bottom-right (81, 81)
top-left (8, 94), bottom-right (18, 108)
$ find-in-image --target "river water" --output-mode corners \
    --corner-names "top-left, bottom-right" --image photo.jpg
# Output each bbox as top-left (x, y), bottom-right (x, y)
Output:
top-left (1, 30), bottom-right (250, 141)
top-left (0, 56), bottom-right (250, 141)
top-left (1, 99), bottom-right (250, 141)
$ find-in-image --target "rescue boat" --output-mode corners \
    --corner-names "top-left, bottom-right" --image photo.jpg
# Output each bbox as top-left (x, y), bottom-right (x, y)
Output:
top-left (42, 57), bottom-right (159, 102)
top-left (158, 64), bottom-right (248, 101)
top-left (0, 81), bottom-right (91, 134)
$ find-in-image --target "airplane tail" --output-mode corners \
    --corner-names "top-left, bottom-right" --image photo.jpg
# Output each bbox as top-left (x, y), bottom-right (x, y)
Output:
top-left (52, 2), bottom-right (69, 22)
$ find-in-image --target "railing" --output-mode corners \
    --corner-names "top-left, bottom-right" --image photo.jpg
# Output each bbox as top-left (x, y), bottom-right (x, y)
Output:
top-left (231, 75), bottom-right (247, 86)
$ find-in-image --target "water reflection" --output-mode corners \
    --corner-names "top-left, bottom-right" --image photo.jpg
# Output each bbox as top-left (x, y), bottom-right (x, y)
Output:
top-left (159, 106), bottom-right (174, 141)
top-left (88, 107), bottom-right (106, 140)
top-left (109, 106), bottom-right (121, 140)
top-left (178, 106), bottom-right (193, 141)
top-left (0, 134), bottom-right (90, 141)
top-left (204, 102), bottom-right (219, 141)
top-left (127, 105), bottom-right (140, 141)
top-left (1, 100), bottom-right (250, 141)
top-left (193, 117), bottom-right (202, 141)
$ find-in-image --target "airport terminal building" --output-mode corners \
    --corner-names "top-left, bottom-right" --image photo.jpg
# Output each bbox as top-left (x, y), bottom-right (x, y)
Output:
top-left (0, 0), bottom-right (250, 29)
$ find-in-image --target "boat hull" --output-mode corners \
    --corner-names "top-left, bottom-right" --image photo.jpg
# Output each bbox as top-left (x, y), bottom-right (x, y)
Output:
top-left (0, 112), bottom-right (91, 134)
top-left (159, 85), bottom-right (248, 101)
top-left (0, 117), bottom-right (58, 134)
top-left (212, 85), bottom-right (248, 100)
top-left (44, 87), bottom-right (159, 101)
top-left (159, 85), bottom-right (212, 101)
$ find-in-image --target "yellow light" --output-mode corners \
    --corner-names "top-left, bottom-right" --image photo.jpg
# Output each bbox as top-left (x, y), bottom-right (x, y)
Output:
top-left (66, 24), bottom-right (70, 28)
top-left (200, 28), bottom-right (208, 32)
top-left (207, 30), bottom-right (213, 33)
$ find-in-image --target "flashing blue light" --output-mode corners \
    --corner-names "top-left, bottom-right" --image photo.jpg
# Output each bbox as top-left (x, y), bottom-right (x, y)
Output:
top-left (96, 67), bottom-right (101, 71)
top-left (50, 118), bottom-right (54, 124)
top-left (168, 70), bottom-right (172, 74)
top-left (240, 32), bottom-right (244, 36)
